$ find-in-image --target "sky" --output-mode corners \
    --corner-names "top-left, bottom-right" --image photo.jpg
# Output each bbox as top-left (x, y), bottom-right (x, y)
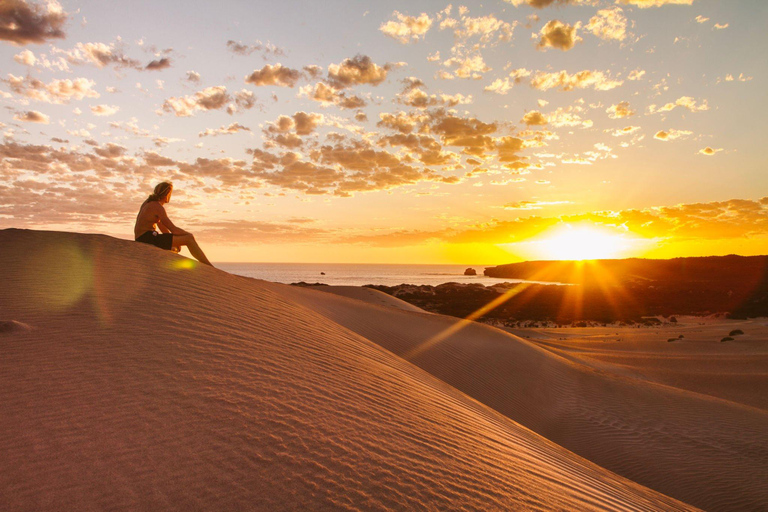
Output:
top-left (1, 0), bottom-right (767, 264)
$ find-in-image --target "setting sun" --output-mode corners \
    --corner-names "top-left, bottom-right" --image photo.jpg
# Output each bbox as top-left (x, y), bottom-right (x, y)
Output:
top-left (505, 224), bottom-right (646, 261)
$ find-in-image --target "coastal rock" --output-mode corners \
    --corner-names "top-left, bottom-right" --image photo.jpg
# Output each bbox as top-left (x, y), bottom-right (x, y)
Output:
top-left (464, 268), bottom-right (477, 276)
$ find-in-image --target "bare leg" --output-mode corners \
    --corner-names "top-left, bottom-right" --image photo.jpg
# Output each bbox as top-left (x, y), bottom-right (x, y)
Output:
top-left (173, 234), bottom-right (214, 266)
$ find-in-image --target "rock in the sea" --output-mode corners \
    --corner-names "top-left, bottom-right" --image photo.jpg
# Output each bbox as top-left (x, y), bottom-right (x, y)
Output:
top-left (464, 268), bottom-right (477, 276)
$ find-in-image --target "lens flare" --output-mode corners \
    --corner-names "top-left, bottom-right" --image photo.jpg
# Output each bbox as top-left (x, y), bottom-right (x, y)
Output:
top-left (169, 258), bottom-right (197, 270)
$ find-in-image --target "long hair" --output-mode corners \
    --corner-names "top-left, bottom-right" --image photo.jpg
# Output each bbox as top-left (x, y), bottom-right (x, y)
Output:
top-left (145, 182), bottom-right (173, 204)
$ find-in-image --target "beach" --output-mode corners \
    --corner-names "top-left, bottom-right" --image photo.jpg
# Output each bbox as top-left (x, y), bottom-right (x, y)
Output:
top-left (2, 230), bottom-right (767, 510)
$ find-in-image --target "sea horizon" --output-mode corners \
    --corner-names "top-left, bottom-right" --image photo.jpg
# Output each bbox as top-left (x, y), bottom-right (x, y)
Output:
top-left (217, 261), bottom-right (526, 287)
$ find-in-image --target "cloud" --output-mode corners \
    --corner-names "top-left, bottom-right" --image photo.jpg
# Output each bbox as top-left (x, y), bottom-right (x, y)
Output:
top-left (199, 122), bottom-right (250, 137)
top-left (13, 49), bottom-right (37, 65)
top-left (90, 104), bottom-right (119, 117)
top-left (265, 112), bottom-right (323, 136)
top-left (444, 14), bottom-right (516, 44)
top-left (380, 11), bottom-right (433, 44)
top-left (186, 71), bottom-right (201, 83)
top-left (484, 68), bottom-right (531, 94)
top-left (378, 111), bottom-right (425, 134)
top-left (698, 146), bottom-right (722, 156)
top-left (695, 15), bottom-right (709, 23)
top-left (398, 86), bottom-right (472, 109)
top-left (654, 129), bottom-right (692, 141)
top-left (13, 110), bottom-right (49, 123)
top-left (145, 57), bottom-right (171, 70)
top-left (606, 101), bottom-right (635, 118)
top-left (616, 0), bottom-right (695, 7)
top-left (0, 0), bottom-right (67, 45)
top-left (648, 96), bottom-right (708, 114)
top-left (226, 40), bottom-right (285, 58)
top-left (504, 0), bottom-right (594, 7)
top-left (628, 69), bottom-right (646, 80)
top-left (4, 74), bottom-right (99, 103)
top-left (326, 55), bottom-right (397, 89)
top-left (504, 200), bottom-right (571, 210)
top-left (160, 86), bottom-right (231, 116)
top-left (609, 125), bottom-right (641, 136)
top-left (522, 111), bottom-right (548, 126)
top-left (537, 20), bottom-right (582, 51)
top-left (298, 82), bottom-right (367, 109)
top-left (530, 69), bottom-right (623, 91)
top-left (245, 63), bottom-right (302, 87)
top-left (586, 7), bottom-right (627, 41)
top-left (442, 54), bottom-right (491, 79)
top-left (55, 41), bottom-right (142, 70)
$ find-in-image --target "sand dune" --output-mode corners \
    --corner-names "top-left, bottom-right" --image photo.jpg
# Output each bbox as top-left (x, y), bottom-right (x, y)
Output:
top-left (274, 284), bottom-right (768, 511)
top-left (0, 229), bottom-right (696, 510)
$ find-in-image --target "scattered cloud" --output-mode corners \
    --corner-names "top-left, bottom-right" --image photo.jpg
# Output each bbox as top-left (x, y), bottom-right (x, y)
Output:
top-left (654, 128), bottom-right (692, 141)
top-left (616, 0), bottom-right (695, 7)
top-left (530, 69), bottom-right (623, 91)
top-left (226, 40), bottom-right (285, 58)
top-left (380, 11), bottom-right (433, 44)
top-left (504, 200), bottom-right (571, 209)
top-left (443, 54), bottom-right (491, 79)
top-left (484, 68), bottom-right (531, 94)
top-left (186, 70), bottom-right (201, 83)
top-left (504, 0), bottom-right (595, 7)
top-left (0, 0), bottom-right (67, 45)
top-left (327, 55), bottom-right (397, 89)
top-left (609, 125), bottom-right (641, 136)
top-left (145, 57), bottom-right (171, 70)
top-left (537, 20), bottom-right (582, 51)
top-left (90, 104), bottom-right (119, 116)
top-left (13, 110), bottom-right (49, 123)
top-left (245, 63), bottom-right (302, 87)
top-left (648, 96), bottom-right (708, 114)
top-left (698, 146), bottom-right (722, 156)
top-left (199, 122), bottom-right (250, 137)
top-left (522, 111), bottom-right (548, 126)
top-left (160, 85), bottom-right (231, 116)
top-left (4, 74), bottom-right (99, 103)
top-left (606, 101), bottom-right (635, 118)
top-left (586, 7), bottom-right (628, 41)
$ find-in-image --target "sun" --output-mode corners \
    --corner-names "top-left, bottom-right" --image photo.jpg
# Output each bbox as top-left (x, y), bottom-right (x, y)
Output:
top-left (510, 224), bottom-right (638, 261)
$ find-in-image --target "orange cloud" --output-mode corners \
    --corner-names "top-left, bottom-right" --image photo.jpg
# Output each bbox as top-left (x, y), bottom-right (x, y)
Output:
top-left (537, 20), bottom-right (582, 51)
top-left (13, 110), bottom-right (49, 123)
top-left (0, 0), bottom-right (67, 45)
top-left (654, 129), bottom-right (692, 141)
top-left (380, 11), bottom-right (433, 44)
top-left (245, 63), bottom-right (302, 87)
top-left (617, 0), bottom-right (695, 7)
top-left (586, 7), bottom-right (627, 41)
top-left (698, 146), bottom-right (723, 156)
top-left (530, 69), bottom-right (623, 91)
top-left (5, 74), bottom-right (99, 103)
top-left (606, 101), bottom-right (635, 119)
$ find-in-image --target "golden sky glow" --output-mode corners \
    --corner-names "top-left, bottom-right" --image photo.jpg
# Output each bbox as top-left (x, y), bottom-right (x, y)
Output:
top-left (0, 0), bottom-right (766, 263)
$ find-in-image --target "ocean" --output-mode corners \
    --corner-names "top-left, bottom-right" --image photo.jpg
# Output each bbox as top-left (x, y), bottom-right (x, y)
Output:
top-left (217, 262), bottom-right (525, 287)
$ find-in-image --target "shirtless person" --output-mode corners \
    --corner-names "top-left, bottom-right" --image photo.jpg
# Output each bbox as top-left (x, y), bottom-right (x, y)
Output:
top-left (134, 182), bottom-right (213, 266)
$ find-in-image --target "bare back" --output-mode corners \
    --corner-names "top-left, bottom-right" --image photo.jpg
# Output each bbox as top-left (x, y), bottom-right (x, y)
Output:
top-left (134, 201), bottom-right (164, 239)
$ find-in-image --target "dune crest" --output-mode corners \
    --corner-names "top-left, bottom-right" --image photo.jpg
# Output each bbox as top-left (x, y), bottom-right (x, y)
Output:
top-left (0, 229), bottom-right (696, 511)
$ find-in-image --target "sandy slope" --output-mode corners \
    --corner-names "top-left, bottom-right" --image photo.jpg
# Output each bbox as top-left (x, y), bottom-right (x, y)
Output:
top-left (0, 230), bottom-right (694, 511)
top-left (274, 282), bottom-right (768, 511)
top-left (308, 285), bottom-right (427, 313)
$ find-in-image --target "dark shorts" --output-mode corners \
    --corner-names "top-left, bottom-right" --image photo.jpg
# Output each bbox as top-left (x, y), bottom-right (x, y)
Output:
top-left (136, 230), bottom-right (174, 251)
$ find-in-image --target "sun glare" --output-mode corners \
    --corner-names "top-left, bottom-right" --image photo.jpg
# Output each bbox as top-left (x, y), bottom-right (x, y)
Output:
top-left (507, 224), bottom-right (644, 261)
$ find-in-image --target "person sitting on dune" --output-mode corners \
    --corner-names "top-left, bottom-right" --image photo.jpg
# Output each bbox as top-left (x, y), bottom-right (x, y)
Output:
top-left (134, 182), bottom-right (213, 266)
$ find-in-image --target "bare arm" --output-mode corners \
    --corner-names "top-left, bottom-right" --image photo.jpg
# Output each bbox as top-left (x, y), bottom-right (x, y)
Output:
top-left (157, 220), bottom-right (171, 234)
top-left (157, 205), bottom-right (190, 236)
